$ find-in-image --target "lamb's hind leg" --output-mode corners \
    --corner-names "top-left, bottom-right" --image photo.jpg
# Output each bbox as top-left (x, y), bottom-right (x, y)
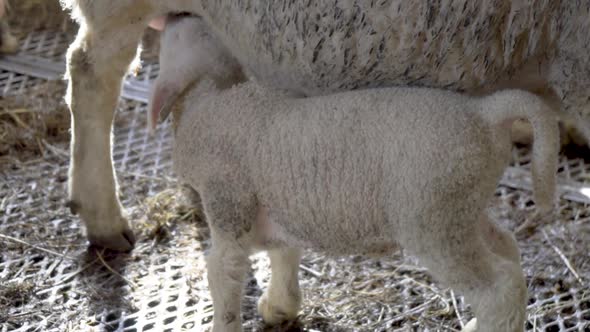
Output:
top-left (479, 213), bottom-right (521, 264)
top-left (462, 214), bottom-right (523, 331)
top-left (65, 12), bottom-right (147, 251)
top-left (402, 212), bottom-right (527, 332)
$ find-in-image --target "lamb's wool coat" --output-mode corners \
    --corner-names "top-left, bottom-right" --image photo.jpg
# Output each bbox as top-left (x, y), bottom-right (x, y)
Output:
top-left (169, 79), bottom-right (558, 332)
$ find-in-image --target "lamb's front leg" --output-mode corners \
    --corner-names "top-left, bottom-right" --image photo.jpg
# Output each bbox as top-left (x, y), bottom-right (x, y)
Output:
top-left (206, 232), bottom-right (250, 332)
top-left (258, 248), bottom-right (302, 325)
top-left (65, 20), bottom-right (145, 251)
top-left (200, 180), bottom-right (260, 332)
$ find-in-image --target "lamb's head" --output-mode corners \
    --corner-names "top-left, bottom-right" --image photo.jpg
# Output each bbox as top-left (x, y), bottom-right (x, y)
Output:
top-left (148, 14), bottom-right (246, 130)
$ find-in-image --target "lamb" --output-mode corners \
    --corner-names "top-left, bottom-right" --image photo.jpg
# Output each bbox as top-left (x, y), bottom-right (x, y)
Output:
top-left (153, 16), bottom-right (560, 332)
top-left (60, 0), bottom-right (587, 251)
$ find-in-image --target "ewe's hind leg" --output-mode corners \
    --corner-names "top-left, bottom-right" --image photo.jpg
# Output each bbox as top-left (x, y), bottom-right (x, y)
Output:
top-left (258, 248), bottom-right (302, 325)
top-left (403, 214), bottom-right (526, 332)
top-left (65, 18), bottom-right (145, 251)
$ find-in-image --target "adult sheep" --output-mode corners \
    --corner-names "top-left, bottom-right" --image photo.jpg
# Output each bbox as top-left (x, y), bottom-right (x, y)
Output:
top-left (60, 0), bottom-right (589, 251)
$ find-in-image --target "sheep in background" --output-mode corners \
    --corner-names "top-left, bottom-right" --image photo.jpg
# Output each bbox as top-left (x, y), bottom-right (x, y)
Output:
top-left (152, 16), bottom-right (560, 332)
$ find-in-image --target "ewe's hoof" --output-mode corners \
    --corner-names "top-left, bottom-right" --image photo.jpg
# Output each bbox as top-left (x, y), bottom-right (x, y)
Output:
top-left (68, 197), bottom-right (136, 252)
top-left (257, 292), bottom-right (300, 325)
top-left (65, 200), bottom-right (81, 215)
top-left (88, 227), bottom-right (136, 252)
top-left (85, 213), bottom-right (136, 252)
top-left (462, 318), bottom-right (477, 332)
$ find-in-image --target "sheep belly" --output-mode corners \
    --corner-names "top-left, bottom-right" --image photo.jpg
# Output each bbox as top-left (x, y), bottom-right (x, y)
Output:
top-left (252, 203), bottom-right (401, 256)
top-left (244, 100), bottom-right (493, 255)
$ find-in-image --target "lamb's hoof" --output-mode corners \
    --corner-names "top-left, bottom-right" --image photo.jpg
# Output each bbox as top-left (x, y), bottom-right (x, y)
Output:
top-left (462, 318), bottom-right (477, 332)
top-left (257, 291), bottom-right (300, 325)
top-left (88, 225), bottom-right (136, 252)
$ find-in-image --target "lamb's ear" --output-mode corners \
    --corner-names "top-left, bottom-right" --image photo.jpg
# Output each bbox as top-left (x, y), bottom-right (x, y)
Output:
top-left (147, 80), bottom-right (181, 132)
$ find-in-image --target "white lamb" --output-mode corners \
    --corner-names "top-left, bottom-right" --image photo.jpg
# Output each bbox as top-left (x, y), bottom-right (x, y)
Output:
top-left (153, 17), bottom-right (560, 332)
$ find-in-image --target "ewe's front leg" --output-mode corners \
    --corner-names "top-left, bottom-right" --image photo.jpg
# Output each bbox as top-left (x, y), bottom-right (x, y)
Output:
top-left (65, 22), bottom-right (145, 251)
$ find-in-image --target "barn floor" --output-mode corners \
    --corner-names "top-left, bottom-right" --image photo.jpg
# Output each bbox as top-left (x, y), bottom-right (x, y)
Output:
top-left (1, 14), bottom-right (590, 332)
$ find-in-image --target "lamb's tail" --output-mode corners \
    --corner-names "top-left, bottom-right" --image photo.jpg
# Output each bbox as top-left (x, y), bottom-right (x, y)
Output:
top-left (479, 90), bottom-right (559, 214)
